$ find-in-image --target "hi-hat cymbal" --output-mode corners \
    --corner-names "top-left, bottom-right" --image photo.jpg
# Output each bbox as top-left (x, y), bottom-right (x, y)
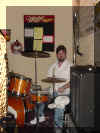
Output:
top-left (41, 77), bottom-right (66, 83)
top-left (21, 51), bottom-right (50, 58)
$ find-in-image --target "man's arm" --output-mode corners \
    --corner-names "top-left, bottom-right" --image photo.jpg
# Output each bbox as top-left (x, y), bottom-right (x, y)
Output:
top-left (58, 81), bottom-right (70, 93)
top-left (58, 62), bottom-right (73, 93)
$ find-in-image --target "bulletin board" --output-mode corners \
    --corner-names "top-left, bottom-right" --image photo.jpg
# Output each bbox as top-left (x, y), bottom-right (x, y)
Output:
top-left (24, 15), bottom-right (55, 52)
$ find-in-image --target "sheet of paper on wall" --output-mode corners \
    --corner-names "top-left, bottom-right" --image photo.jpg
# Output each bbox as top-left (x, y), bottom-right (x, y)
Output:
top-left (24, 28), bottom-right (33, 37)
top-left (34, 27), bottom-right (43, 39)
top-left (33, 40), bottom-right (42, 51)
top-left (43, 35), bottom-right (53, 43)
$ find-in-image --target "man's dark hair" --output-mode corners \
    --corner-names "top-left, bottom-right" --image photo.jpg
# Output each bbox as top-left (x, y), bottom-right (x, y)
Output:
top-left (56, 45), bottom-right (67, 54)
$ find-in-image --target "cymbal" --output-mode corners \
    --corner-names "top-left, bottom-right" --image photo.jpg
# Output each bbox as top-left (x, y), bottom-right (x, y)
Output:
top-left (41, 77), bottom-right (66, 83)
top-left (21, 51), bottom-right (50, 58)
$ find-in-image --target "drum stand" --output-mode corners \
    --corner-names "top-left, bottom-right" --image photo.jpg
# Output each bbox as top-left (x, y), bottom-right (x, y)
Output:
top-left (34, 52), bottom-right (40, 127)
top-left (21, 50), bottom-right (50, 128)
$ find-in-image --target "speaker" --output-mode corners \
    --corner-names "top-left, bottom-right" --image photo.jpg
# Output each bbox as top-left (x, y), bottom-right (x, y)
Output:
top-left (70, 65), bottom-right (100, 131)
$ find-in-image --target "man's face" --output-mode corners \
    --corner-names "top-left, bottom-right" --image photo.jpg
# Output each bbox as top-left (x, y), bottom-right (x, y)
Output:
top-left (56, 50), bottom-right (66, 62)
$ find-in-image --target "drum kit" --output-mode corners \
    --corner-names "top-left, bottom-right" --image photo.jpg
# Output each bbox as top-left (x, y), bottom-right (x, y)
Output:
top-left (7, 50), bottom-right (66, 126)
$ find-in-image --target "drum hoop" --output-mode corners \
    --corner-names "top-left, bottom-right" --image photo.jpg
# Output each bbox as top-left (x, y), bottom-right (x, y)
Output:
top-left (10, 75), bottom-right (31, 81)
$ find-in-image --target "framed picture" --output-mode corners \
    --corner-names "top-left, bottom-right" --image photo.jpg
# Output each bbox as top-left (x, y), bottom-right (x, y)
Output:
top-left (24, 15), bottom-right (55, 52)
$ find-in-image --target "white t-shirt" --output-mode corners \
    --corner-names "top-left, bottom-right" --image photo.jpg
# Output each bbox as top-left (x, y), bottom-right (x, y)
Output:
top-left (47, 59), bottom-right (73, 95)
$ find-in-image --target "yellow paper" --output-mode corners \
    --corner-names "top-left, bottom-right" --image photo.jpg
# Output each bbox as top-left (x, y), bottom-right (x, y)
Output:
top-left (34, 27), bottom-right (43, 39)
top-left (33, 39), bottom-right (42, 51)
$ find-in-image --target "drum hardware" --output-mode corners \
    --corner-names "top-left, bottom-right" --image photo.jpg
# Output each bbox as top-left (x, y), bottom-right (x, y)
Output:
top-left (31, 84), bottom-right (41, 91)
top-left (30, 88), bottom-right (49, 95)
top-left (21, 50), bottom-right (50, 127)
top-left (8, 72), bottom-right (29, 79)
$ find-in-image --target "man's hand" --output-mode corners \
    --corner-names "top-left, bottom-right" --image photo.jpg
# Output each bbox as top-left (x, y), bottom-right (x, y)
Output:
top-left (58, 82), bottom-right (70, 93)
top-left (66, 82), bottom-right (70, 88)
top-left (58, 87), bottom-right (64, 93)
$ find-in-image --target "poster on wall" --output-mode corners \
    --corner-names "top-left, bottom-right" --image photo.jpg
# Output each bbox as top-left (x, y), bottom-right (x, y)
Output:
top-left (24, 15), bottom-right (55, 52)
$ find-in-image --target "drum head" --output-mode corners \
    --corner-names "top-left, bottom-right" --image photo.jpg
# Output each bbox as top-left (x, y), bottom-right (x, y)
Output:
top-left (9, 72), bottom-right (32, 81)
top-left (48, 96), bottom-right (70, 109)
top-left (55, 96), bottom-right (70, 107)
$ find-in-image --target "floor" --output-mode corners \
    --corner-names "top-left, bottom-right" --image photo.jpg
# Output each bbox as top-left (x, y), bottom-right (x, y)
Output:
top-left (1, 112), bottom-right (99, 133)
top-left (0, 95), bottom-right (99, 133)
top-left (0, 106), bottom-right (57, 133)
top-left (6, 126), bottom-right (55, 133)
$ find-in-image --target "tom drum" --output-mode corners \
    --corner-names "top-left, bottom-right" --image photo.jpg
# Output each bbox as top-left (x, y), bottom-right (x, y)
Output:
top-left (8, 73), bottom-right (32, 97)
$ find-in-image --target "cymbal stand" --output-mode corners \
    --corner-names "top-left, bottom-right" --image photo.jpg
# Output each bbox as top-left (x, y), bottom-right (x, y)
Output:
top-left (34, 51), bottom-right (39, 127)
top-left (21, 50), bottom-right (50, 128)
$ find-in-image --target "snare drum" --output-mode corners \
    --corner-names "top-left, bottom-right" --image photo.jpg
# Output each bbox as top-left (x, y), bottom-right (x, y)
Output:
top-left (8, 73), bottom-right (32, 96)
top-left (48, 96), bottom-right (70, 109)
top-left (55, 96), bottom-right (70, 109)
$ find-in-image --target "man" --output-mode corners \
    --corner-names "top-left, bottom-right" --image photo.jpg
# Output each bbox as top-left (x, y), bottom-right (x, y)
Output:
top-left (30, 45), bottom-right (72, 130)
top-left (47, 45), bottom-right (73, 131)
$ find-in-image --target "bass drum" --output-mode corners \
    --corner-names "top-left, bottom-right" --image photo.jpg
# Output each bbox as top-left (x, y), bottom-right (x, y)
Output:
top-left (8, 96), bottom-right (25, 126)
top-left (8, 96), bottom-right (35, 126)
top-left (25, 96), bottom-right (35, 111)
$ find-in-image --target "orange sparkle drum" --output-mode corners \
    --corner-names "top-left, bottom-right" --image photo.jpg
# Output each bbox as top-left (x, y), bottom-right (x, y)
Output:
top-left (8, 96), bottom-right (25, 126)
top-left (30, 94), bottom-right (48, 103)
top-left (25, 96), bottom-right (35, 111)
top-left (8, 96), bottom-right (35, 126)
top-left (8, 73), bottom-right (32, 97)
